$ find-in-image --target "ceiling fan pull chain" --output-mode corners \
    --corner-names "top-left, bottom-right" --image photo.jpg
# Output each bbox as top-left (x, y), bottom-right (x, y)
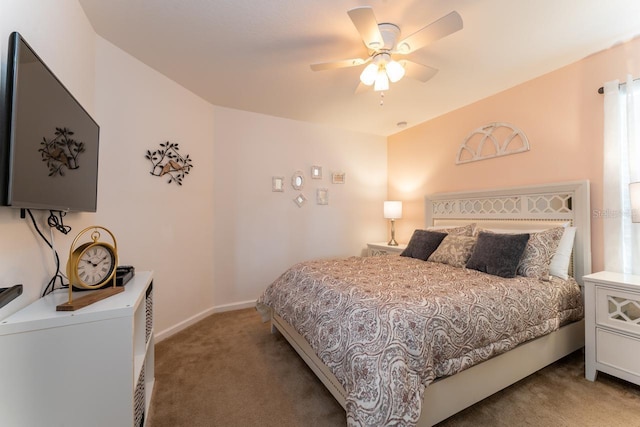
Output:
top-left (380, 92), bottom-right (385, 107)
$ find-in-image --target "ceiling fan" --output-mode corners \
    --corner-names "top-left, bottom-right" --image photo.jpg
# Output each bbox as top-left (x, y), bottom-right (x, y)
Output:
top-left (310, 7), bottom-right (463, 92)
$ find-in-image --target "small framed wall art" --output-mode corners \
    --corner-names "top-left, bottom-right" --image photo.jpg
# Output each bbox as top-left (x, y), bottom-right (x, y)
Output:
top-left (317, 188), bottom-right (328, 205)
top-left (292, 171), bottom-right (305, 190)
top-left (272, 176), bottom-right (284, 192)
top-left (332, 172), bottom-right (345, 184)
top-left (311, 166), bottom-right (322, 179)
top-left (294, 193), bottom-right (307, 207)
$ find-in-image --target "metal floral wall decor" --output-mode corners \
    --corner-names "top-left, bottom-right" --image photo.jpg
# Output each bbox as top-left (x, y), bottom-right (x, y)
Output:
top-left (145, 141), bottom-right (194, 185)
top-left (39, 127), bottom-right (85, 176)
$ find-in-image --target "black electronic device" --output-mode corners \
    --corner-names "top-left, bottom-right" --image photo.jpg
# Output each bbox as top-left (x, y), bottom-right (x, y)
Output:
top-left (1, 32), bottom-right (100, 212)
top-left (0, 284), bottom-right (23, 309)
top-left (116, 265), bottom-right (135, 286)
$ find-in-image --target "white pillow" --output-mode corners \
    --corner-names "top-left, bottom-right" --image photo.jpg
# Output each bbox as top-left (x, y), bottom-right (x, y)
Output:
top-left (549, 226), bottom-right (576, 280)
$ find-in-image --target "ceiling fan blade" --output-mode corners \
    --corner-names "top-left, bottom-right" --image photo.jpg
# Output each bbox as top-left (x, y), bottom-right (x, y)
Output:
top-left (396, 11), bottom-right (463, 54)
top-left (347, 7), bottom-right (384, 50)
top-left (400, 60), bottom-right (439, 82)
top-left (310, 57), bottom-right (369, 71)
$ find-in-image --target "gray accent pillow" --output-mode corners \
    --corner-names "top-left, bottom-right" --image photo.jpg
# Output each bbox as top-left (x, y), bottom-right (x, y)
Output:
top-left (466, 232), bottom-right (530, 278)
top-left (427, 235), bottom-right (477, 268)
top-left (400, 230), bottom-right (447, 260)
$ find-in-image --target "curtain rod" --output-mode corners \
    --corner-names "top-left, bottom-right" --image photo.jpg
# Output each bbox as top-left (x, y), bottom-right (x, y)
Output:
top-left (597, 77), bottom-right (640, 94)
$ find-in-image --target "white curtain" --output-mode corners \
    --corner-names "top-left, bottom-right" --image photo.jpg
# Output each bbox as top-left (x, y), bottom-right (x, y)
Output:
top-left (603, 75), bottom-right (640, 274)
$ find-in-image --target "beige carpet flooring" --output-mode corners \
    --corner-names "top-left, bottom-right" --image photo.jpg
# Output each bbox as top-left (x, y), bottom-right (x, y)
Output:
top-left (148, 308), bottom-right (640, 426)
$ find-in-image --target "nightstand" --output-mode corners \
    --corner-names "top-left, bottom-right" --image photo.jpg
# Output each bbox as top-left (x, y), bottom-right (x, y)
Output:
top-left (367, 242), bottom-right (407, 256)
top-left (583, 271), bottom-right (640, 386)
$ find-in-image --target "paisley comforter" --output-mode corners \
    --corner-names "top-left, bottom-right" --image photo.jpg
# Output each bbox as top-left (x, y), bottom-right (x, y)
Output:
top-left (257, 256), bottom-right (583, 426)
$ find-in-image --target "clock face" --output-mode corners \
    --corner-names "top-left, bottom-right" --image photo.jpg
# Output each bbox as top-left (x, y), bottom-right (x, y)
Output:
top-left (77, 244), bottom-right (116, 286)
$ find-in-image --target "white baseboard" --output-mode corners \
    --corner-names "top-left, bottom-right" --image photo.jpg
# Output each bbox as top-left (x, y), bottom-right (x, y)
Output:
top-left (155, 299), bottom-right (257, 342)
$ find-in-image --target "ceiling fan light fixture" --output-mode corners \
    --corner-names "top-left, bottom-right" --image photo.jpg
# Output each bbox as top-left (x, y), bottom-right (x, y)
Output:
top-left (374, 70), bottom-right (389, 91)
top-left (310, 7), bottom-right (463, 95)
top-left (385, 60), bottom-right (405, 83)
top-left (360, 63), bottom-right (379, 86)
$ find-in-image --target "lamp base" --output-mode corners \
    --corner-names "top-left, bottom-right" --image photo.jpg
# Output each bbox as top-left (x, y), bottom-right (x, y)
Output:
top-left (387, 218), bottom-right (398, 246)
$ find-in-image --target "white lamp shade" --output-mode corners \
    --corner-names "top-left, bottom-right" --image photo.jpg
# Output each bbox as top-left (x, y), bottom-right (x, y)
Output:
top-left (630, 182), bottom-right (640, 223)
top-left (374, 70), bottom-right (389, 91)
top-left (385, 60), bottom-right (405, 83)
top-left (384, 201), bottom-right (402, 219)
top-left (360, 63), bottom-right (378, 86)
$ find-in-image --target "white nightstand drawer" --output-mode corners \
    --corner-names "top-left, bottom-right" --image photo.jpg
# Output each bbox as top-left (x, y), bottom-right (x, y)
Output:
top-left (596, 329), bottom-right (640, 377)
top-left (595, 287), bottom-right (640, 336)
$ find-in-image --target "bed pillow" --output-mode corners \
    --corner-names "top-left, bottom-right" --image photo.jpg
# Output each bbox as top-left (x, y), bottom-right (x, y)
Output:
top-left (427, 223), bottom-right (476, 236)
top-left (466, 232), bottom-right (530, 278)
top-left (549, 226), bottom-right (577, 280)
top-left (517, 227), bottom-right (565, 279)
top-left (400, 230), bottom-right (448, 260)
top-left (427, 235), bottom-right (477, 268)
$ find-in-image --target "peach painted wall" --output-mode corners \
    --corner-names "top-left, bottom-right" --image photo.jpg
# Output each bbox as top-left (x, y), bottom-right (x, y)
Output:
top-left (388, 36), bottom-right (640, 274)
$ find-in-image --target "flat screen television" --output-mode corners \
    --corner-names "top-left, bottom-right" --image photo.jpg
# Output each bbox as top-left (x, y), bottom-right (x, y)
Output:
top-left (1, 31), bottom-right (99, 213)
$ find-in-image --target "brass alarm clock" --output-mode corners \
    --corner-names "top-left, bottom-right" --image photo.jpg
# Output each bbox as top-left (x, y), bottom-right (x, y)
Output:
top-left (67, 226), bottom-right (118, 290)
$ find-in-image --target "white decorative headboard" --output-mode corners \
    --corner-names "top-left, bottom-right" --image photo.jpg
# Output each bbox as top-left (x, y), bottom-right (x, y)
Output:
top-left (425, 181), bottom-right (592, 284)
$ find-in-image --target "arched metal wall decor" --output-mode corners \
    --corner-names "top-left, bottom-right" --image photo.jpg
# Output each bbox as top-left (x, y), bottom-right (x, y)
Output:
top-left (456, 122), bottom-right (529, 165)
top-left (145, 141), bottom-right (194, 185)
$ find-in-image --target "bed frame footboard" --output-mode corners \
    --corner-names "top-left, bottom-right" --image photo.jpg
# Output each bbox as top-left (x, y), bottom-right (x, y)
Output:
top-left (272, 311), bottom-right (584, 426)
top-left (272, 312), bottom-right (348, 408)
top-left (419, 319), bottom-right (584, 425)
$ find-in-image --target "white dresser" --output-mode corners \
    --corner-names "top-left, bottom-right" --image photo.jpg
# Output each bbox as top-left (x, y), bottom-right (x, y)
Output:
top-left (583, 271), bottom-right (640, 386)
top-left (0, 271), bottom-right (154, 427)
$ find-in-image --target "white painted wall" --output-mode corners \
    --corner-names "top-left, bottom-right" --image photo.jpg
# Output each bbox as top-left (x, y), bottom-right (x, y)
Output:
top-left (0, 0), bottom-right (98, 319)
top-left (93, 43), bottom-right (388, 336)
top-left (93, 38), bottom-right (216, 335)
top-left (0, 1), bottom-right (389, 338)
top-left (212, 107), bottom-right (388, 309)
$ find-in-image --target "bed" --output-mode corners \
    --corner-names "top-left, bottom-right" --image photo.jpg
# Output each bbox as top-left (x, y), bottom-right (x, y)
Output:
top-left (257, 181), bottom-right (591, 426)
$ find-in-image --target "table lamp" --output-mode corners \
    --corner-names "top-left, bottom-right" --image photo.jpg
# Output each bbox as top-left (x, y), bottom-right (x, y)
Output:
top-left (384, 201), bottom-right (402, 246)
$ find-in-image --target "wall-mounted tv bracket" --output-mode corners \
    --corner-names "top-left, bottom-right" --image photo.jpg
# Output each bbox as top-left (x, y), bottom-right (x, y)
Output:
top-left (0, 284), bottom-right (23, 309)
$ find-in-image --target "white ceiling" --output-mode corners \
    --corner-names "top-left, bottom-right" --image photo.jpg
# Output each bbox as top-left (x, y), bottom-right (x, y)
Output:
top-left (78, 0), bottom-right (640, 136)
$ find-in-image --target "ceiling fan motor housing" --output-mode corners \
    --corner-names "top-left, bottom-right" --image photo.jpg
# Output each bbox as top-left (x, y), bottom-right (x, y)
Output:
top-left (374, 23), bottom-right (401, 52)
